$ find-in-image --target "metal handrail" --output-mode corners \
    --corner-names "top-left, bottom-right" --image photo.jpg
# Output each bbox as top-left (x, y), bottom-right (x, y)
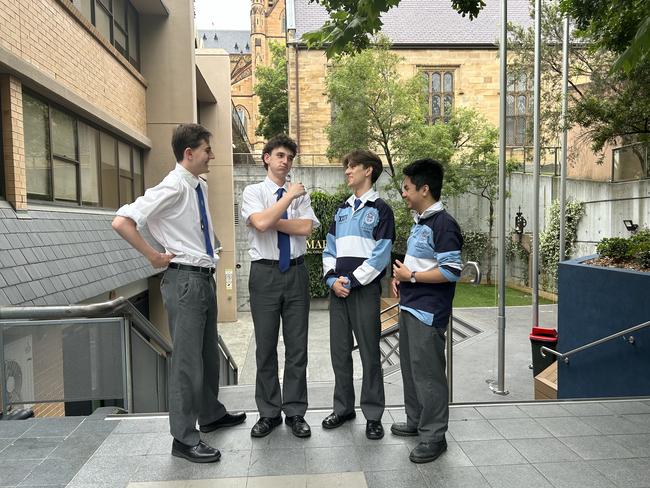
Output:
top-left (541, 319), bottom-right (650, 364)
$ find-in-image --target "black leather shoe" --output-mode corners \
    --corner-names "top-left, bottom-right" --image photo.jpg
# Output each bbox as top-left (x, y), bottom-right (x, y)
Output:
top-left (390, 422), bottom-right (418, 437)
top-left (409, 438), bottom-right (447, 463)
top-left (366, 420), bottom-right (384, 440)
top-left (321, 411), bottom-right (356, 429)
top-left (171, 439), bottom-right (221, 463)
top-left (251, 416), bottom-right (282, 438)
top-left (200, 411), bottom-right (247, 433)
top-left (285, 415), bottom-right (311, 438)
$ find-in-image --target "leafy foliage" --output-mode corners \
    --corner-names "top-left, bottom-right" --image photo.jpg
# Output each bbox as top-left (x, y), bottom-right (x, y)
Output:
top-left (596, 237), bottom-right (629, 261)
top-left (303, 0), bottom-right (487, 58)
top-left (597, 228), bottom-right (650, 269)
top-left (461, 230), bottom-right (490, 265)
top-left (539, 199), bottom-right (585, 291)
top-left (255, 42), bottom-right (288, 140)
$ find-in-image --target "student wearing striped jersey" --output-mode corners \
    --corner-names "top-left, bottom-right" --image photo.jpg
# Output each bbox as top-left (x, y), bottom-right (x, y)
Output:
top-left (321, 150), bottom-right (395, 440)
top-left (390, 158), bottom-right (463, 463)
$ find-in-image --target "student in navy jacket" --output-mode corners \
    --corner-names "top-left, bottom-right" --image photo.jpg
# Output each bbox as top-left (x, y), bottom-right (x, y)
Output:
top-left (391, 158), bottom-right (463, 463)
top-left (321, 150), bottom-right (395, 439)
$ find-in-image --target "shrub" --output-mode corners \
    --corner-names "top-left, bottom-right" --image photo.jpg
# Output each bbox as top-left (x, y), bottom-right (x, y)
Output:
top-left (596, 237), bottom-right (629, 261)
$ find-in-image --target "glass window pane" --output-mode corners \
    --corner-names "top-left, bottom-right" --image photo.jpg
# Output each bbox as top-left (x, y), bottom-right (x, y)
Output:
top-left (95, 3), bottom-right (111, 41)
top-left (506, 117), bottom-right (515, 146)
top-left (507, 95), bottom-right (515, 116)
top-left (507, 72), bottom-right (515, 91)
top-left (77, 0), bottom-right (92, 20)
top-left (517, 95), bottom-right (527, 115)
top-left (114, 26), bottom-right (127, 56)
top-left (431, 73), bottom-right (441, 93)
top-left (443, 94), bottom-right (453, 117)
top-left (113, 0), bottom-right (126, 27)
top-left (444, 72), bottom-right (453, 92)
top-left (118, 141), bottom-right (131, 173)
top-left (100, 132), bottom-right (118, 208)
top-left (128, 5), bottom-right (139, 65)
top-left (78, 122), bottom-right (100, 206)
top-left (517, 74), bottom-right (527, 91)
top-left (54, 159), bottom-right (77, 201)
top-left (133, 149), bottom-right (143, 198)
top-left (23, 93), bottom-right (51, 198)
top-left (432, 95), bottom-right (441, 118)
top-left (51, 108), bottom-right (76, 160)
top-left (119, 177), bottom-right (133, 205)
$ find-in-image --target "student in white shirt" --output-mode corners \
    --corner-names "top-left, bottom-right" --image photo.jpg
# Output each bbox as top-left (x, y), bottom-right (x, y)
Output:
top-left (112, 124), bottom-right (245, 463)
top-left (241, 134), bottom-right (319, 438)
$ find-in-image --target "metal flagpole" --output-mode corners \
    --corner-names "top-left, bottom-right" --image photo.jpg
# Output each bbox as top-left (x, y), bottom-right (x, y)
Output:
top-left (559, 16), bottom-right (570, 262)
top-left (531, 0), bottom-right (542, 329)
top-left (490, 0), bottom-right (509, 395)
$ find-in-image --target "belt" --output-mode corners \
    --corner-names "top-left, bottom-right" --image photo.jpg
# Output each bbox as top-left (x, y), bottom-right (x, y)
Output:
top-left (255, 256), bottom-right (304, 266)
top-left (168, 262), bottom-right (215, 275)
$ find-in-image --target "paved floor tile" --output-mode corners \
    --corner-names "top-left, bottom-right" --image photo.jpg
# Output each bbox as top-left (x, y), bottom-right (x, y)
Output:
top-left (420, 465), bottom-right (490, 488)
top-left (250, 426), bottom-right (317, 449)
top-left (0, 436), bottom-right (63, 460)
top-left (365, 468), bottom-right (428, 488)
top-left (489, 418), bottom-right (553, 439)
top-left (447, 420), bottom-right (503, 442)
top-left (0, 459), bottom-right (41, 486)
top-left (600, 401), bottom-right (650, 415)
top-left (590, 457), bottom-right (650, 488)
top-left (299, 424), bottom-right (355, 448)
top-left (350, 423), bottom-right (405, 446)
top-left (68, 454), bottom-right (143, 486)
top-left (509, 437), bottom-right (581, 463)
top-left (18, 457), bottom-right (86, 486)
top-left (580, 415), bottom-right (650, 435)
top-left (475, 406), bottom-right (527, 420)
top-left (70, 419), bottom-right (118, 436)
top-left (448, 407), bottom-right (483, 421)
top-left (305, 446), bottom-right (362, 474)
top-left (49, 433), bottom-right (107, 460)
top-left (94, 432), bottom-right (159, 457)
top-left (479, 464), bottom-right (553, 488)
top-left (411, 441), bottom-right (473, 469)
top-left (459, 439), bottom-right (527, 466)
top-left (533, 461), bottom-right (617, 488)
top-left (306, 472), bottom-right (368, 488)
top-left (146, 432), bottom-right (175, 455)
top-left (623, 414), bottom-right (650, 428)
top-left (561, 403), bottom-right (614, 417)
top-left (112, 418), bottom-right (169, 434)
top-left (559, 435), bottom-right (636, 460)
top-left (535, 417), bottom-right (601, 437)
top-left (517, 404), bottom-right (573, 418)
top-left (0, 438), bottom-right (12, 453)
top-left (131, 450), bottom-right (251, 481)
top-left (248, 447), bottom-right (306, 477)
top-left (128, 479), bottom-right (246, 488)
top-left (0, 419), bottom-right (37, 439)
top-left (26, 417), bottom-right (84, 437)
top-left (355, 444), bottom-right (415, 472)
top-left (606, 433), bottom-right (650, 457)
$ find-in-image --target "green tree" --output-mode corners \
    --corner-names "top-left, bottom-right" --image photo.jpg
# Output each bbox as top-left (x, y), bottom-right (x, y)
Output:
top-left (325, 39), bottom-right (424, 176)
top-left (255, 42), bottom-right (288, 139)
top-left (303, 0), bottom-right (487, 58)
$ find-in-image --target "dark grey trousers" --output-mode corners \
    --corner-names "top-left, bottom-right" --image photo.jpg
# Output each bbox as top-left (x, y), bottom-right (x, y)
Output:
top-left (329, 281), bottom-right (384, 421)
top-left (161, 267), bottom-right (226, 446)
top-left (399, 310), bottom-right (449, 442)
top-left (249, 261), bottom-right (310, 417)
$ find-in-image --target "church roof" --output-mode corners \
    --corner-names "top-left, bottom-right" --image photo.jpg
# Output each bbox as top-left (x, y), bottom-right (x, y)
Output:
top-left (198, 30), bottom-right (251, 54)
top-left (293, 0), bottom-right (532, 47)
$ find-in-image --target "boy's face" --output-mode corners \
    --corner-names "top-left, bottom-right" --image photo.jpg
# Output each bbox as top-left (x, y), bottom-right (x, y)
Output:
top-left (264, 146), bottom-right (295, 179)
top-left (184, 139), bottom-right (214, 176)
top-left (344, 162), bottom-right (372, 190)
top-left (401, 176), bottom-right (427, 210)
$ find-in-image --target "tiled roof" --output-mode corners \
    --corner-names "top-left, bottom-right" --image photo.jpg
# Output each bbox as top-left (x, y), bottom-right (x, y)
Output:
top-left (294, 0), bottom-right (531, 46)
top-left (198, 30), bottom-right (251, 54)
top-left (0, 205), bottom-right (157, 306)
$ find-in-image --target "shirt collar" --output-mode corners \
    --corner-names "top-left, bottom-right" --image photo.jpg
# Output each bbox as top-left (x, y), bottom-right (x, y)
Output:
top-left (175, 163), bottom-right (201, 187)
top-left (413, 201), bottom-right (444, 223)
top-left (264, 176), bottom-right (288, 194)
top-left (346, 188), bottom-right (379, 208)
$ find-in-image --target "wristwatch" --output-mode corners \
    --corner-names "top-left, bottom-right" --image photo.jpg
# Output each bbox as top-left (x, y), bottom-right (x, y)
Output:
top-left (410, 271), bottom-right (417, 283)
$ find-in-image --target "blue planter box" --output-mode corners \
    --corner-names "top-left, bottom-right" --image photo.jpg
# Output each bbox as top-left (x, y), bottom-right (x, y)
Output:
top-left (557, 255), bottom-right (650, 398)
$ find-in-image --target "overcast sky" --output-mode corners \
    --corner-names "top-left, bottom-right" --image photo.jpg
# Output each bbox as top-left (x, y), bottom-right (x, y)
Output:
top-left (194, 0), bottom-right (252, 30)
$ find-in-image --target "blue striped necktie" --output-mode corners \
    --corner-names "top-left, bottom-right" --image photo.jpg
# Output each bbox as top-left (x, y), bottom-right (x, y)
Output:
top-left (354, 198), bottom-right (362, 210)
top-left (276, 188), bottom-right (290, 272)
top-left (196, 183), bottom-right (214, 257)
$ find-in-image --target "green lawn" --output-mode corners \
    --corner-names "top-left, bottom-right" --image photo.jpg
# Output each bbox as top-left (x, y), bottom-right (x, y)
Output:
top-left (453, 283), bottom-right (555, 308)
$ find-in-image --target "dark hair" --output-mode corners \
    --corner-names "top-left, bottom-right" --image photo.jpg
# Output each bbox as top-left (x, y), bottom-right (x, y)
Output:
top-left (262, 134), bottom-right (298, 169)
top-left (171, 123), bottom-right (212, 162)
top-left (342, 150), bottom-right (383, 183)
top-left (402, 158), bottom-right (444, 200)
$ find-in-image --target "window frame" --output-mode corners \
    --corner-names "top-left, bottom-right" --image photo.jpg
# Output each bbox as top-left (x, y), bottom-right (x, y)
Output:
top-left (506, 72), bottom-right (533, 147)
top-left (420, 67), bottom-right (456, 124)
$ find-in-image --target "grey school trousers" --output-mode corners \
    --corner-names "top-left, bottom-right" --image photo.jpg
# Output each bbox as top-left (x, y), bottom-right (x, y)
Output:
top-left (329, 281), bottom-right (385, 421)
top-left (399, 310), bottom-right (449, 442)
top-left (249, 260), bottom-right (310, 418)
top-left (161, 267), bottom-right (226, 446)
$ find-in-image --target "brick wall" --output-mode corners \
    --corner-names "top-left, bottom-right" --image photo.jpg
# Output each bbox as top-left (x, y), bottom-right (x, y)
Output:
top-left (0, 0), bottom-right (147, 135)
top-left (0, 75), bottom-right (26, 210)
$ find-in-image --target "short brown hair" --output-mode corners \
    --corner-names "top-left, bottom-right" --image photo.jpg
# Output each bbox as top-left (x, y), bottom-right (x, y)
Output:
top-left (342, 150), bottom-right (383, 183)
top-left (262, 134), bottom-right (298, 170)
top-left (171, 123), bottom-right (212, 162)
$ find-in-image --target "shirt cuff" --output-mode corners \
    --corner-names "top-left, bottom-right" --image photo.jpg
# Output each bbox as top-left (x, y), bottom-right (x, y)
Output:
top-left (116, 204), bottom-right (146, 229)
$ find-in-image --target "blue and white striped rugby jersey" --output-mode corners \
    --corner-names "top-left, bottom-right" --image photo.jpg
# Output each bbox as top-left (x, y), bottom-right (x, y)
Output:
top-left (323, 190), bottom-right (395, 289)
top-left (400, 202), bottom-right (463, 327)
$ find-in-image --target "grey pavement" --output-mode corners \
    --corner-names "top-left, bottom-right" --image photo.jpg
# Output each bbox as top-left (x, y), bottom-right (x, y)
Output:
top-left (1, 399), bottom-right (650, 487)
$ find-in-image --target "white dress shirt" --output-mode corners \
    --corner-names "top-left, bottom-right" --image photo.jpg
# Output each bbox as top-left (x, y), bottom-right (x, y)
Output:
top-left (241, 177), bottom-right (320, 261)
top-left (116, 163), bottom-right (219, 268)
